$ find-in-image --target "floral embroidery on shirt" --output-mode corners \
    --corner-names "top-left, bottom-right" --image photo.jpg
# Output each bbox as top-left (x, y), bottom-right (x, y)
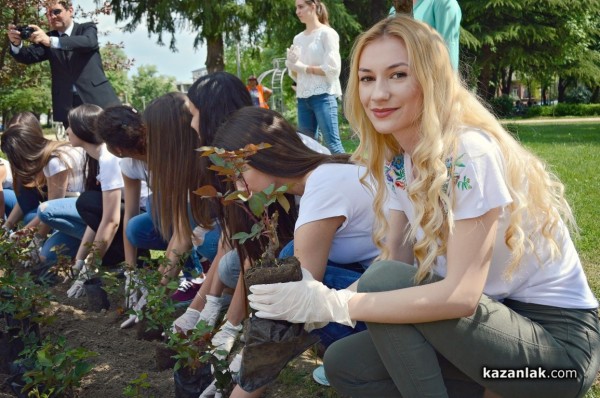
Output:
top-left (385, 155), bottom-right (406, 192)
top-left (443, 153), bottom-right (472, 194)
top-left (386, 153), bottom-right (473, 195)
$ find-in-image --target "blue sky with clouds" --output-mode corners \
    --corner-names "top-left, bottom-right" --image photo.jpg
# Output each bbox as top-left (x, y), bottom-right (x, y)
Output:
top-left (78, 0), bottom-right (207, 83)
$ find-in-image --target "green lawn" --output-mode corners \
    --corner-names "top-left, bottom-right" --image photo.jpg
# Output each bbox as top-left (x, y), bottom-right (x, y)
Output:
top-left (504, 122), bottom-right (600, 298)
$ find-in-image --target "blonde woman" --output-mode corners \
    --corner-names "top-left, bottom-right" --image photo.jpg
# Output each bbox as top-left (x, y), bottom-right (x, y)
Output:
top-left (248, 15), bottom-right (599, 398)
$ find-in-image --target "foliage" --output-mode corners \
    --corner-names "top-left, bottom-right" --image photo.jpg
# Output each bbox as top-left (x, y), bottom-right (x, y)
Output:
top-left (194, 143), bottom-right (291, 261)
top-left (19, 335), bottom-right (97, 398)
top-left (123, 373), bottom-right (154, 398)
top-left (223, 38), bottom-right (298, 117)
top-left (100, 42), bottom-right (134, 101)
top-left (565, 85), bottom-right (593, 104)
top-left (166, 319), bottom-right (234, 394)
top-left (108, 0), bottom-right (376, 73)
top-left (129, 256), bottom-right (180, 333)
top-left (519, 104), bottom-right (600, 118)
top-left (0, 229), bottom-right (56, 333)
top-left (130, 65), bottom-right (176, 111)
top-left (459, 0), bottom-right (600, 99)
top-left (166, 320), bottom-right (213, 372)
top-left (488, 94), bottom-right (517, 118)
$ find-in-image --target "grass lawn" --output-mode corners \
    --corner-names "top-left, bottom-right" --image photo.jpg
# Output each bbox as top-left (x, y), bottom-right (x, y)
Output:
top-left (503, 122), bottom-right (600, 298)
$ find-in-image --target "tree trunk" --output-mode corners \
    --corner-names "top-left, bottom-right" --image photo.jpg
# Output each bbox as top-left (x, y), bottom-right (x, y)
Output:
top-left (541, 86), bottom-right (547, 105)
top-left (590, 85), bottom-right (600, 103)
top-left (205, 35), bottom-right (224, 73)
top-left (557, 76), bottom-right (569, 103)
top-left (501, 66), bottom-right (513, 96)
top-left (477, 45), bottom-right (494, 101)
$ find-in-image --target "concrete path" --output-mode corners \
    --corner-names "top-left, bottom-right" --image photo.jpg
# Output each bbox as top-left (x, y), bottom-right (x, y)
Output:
top-left (501, 117), bottom-right (600, 125)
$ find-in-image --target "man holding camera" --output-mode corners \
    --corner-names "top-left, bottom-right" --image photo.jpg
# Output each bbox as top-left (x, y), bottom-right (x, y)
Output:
top-left (7, 0), bottom-right (119, 127)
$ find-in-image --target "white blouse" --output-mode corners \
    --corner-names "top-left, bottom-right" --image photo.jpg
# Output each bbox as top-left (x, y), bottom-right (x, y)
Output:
top-left (290, 26), bottom-right (342, 99)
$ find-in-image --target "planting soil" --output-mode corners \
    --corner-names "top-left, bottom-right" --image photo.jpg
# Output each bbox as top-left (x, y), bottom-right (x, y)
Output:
top-left (0, 279), bottom-right (331, 398)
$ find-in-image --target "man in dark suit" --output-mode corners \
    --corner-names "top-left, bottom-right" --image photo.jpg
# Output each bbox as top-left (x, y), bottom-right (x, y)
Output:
top-left (7, 0), bottom-right (120, 127)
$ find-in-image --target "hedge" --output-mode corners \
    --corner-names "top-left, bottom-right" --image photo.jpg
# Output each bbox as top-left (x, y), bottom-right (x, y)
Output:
top-left (525, 104), bottom-right (600, 118)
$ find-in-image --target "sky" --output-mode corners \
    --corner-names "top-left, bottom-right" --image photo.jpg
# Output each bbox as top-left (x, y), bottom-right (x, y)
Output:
top-left (77, 0), bottom-right (207, 83)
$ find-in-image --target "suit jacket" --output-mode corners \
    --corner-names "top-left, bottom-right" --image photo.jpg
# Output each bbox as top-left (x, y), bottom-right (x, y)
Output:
top-left (10, 22), bottom-right (120, 123)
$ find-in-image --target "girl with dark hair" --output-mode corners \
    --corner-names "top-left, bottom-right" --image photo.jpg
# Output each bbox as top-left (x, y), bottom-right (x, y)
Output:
top-left (200, 107), bottom-right (379, 397)
top-left (173, 74), bottom-right (333, 367)
top-left (93, 105), bottom-right (150, 272)
top-left (167, 72), bottom-right (255, 328)
top-left (286, 0), bottom-right (345, 154)
top-left (1, 111), bottom-right (46, 226)
top-left (1, 113), bottom-right (85, 266)
top-left (94, 100), bottom-right (220, 327)
top-left (39, 104), bottom-right (126, 298)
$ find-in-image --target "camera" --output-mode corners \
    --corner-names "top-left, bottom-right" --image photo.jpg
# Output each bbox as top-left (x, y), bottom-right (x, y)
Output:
top-left (15, 25), bottom-right (35, 40)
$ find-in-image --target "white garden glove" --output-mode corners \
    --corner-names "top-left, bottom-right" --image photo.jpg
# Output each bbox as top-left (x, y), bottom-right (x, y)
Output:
top-left (66, 262), bottom-right (94, 298)
top-left (123, 270), bottom-right (139, 309)
top-left (196, 295), bottom-right (224, 328)
top-left (286, 45), bottom-right (301, 64)
top-left (171, 307), bottom-right (202, 334)
top-left (198, 352), bottom-right (242, 398)
top-left (211, 320), bottom-right (243, 360)
top-left (22, 233), bottom-right (44, 268)
top-left (249, 268), bottom-right (356, 331)
top-left (120, 287), bottom-right (148, 329)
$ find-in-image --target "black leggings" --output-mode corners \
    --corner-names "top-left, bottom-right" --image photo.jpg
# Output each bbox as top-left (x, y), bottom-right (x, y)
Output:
top-left (75, 191), bottom-right (125, 268)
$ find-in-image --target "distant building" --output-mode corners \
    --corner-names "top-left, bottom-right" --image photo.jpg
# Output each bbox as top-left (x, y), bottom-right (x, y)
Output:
top-left (175, 82), bottom-right (193, 93)
top-left (192, 67), bottom-right (208, 81)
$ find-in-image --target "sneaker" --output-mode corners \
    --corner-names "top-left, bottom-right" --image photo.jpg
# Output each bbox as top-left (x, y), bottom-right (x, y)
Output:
top-left (171, 276), bottom-right (205, 302)
top-left (312, 365), bottom-right (330, 387)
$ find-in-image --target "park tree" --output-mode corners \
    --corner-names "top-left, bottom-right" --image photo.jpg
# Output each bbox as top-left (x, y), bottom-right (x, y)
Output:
top-left (460, 0), bottom-right (600, 101)
top-left (108, 0), bottom-right (373, 74)
top-left (130, 65), bottom-right (176, 110)
top-left (100, 42), bottom-right (133, 103)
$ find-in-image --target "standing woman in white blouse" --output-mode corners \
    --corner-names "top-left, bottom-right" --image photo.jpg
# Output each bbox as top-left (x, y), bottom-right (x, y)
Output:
top-left (286, 0), bottom-right (345, 154)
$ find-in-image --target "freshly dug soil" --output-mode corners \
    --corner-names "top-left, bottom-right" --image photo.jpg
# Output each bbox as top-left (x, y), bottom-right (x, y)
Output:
top-left (0, 277), bottom-right (330, 398)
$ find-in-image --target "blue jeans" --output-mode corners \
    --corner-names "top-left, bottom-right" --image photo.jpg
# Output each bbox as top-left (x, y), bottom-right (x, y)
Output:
top-left (297, 94), bottom-right (345, 154)
top-left (38, 197), bottom-right (87, 265)
top-left (126, 196), bottom-right (220, 275)
top-left (217, 250), bottom-right (242, 289)
top-left (279, 241), bottom-right (367, 348)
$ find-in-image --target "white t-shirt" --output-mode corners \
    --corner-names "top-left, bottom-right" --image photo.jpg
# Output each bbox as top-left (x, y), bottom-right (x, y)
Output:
top-left (0, 159), bottom-right (13, 189)
top-left (296, 163), bottom-right (379, 267)
top-left (119, 158), bottom-right (150, 209)
top-left (386, 128), bottom-right (598, 309)
top-left (97, 144), bottom-right (124, 192)
top-left (43, 146), bottom-right (85, 193)
top-left (290, 26), bottom-right (342, 99)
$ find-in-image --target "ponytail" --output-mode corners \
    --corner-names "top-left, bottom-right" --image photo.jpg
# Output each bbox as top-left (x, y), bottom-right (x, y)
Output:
top-left (311, 0), bottom-right (330, 26)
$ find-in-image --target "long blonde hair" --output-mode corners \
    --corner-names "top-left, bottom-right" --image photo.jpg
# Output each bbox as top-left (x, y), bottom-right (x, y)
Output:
top-left (347, 15), bottom-right (576, 282)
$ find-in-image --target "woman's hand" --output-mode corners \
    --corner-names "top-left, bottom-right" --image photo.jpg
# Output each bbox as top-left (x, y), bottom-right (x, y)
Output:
top-left (286, 45), bottom-right (301, 64)
top-left (248, 268), bottom-right (356, 331)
